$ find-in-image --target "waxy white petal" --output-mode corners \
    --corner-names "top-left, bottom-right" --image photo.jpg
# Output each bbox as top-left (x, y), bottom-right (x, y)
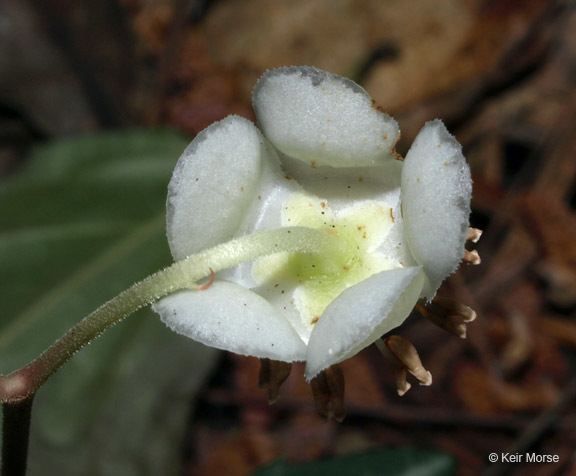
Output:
top-left (167, 115), bottom-right (266, 261)
top-left (152, 281), bottom-right (307, 361)
top-left (280, 154), bottom-right (403, 211)
top-left (401, 120), bottom-right (472, 298)
top-left (305, 266), bottom-right (425, 380)
top-left (216, 138), bottom-right (302, 288)
top-left (253, 66), bottom-right (400, 167)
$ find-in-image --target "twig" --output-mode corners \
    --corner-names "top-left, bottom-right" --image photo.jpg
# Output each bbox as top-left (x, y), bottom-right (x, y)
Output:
top-left (2, 396), bottom-right (34, 476)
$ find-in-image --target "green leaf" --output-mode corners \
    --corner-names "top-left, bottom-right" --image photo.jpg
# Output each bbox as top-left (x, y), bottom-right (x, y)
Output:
top-left (0, 130), bottom-right (219, 475)
top-left (251, 448), bottom-right (456, 476)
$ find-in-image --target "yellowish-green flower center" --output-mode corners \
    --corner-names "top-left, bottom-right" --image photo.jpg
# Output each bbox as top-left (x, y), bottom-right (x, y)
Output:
top-left (253, 192), bottom-right (397, 331)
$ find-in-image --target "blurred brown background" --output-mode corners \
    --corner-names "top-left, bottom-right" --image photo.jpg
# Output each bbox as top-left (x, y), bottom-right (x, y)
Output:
top-left (1, 0), bottom-right (575, 475)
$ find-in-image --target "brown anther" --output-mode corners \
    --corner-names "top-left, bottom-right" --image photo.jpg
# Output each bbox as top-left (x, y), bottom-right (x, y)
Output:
top-left (432, 296), bottom-right (477, 323)
top-left (416, 302), bottom-right (466, 339)
top-left (395, 369), bottom-right (411, 396)
top-left (258, 359), bottom-right (292, 404)
top-left (377, 336), bottom-right (432, 395)
top-left (417, 297), bottom-right (476, 339)
top-left (463, 249), bottom-right (481, 265)
top-left (387, 363), bottom-right (412, 396)
top-left (310, 364), bottom-right (346, 422)
top-left (466, 227), bottom-right (483, 243)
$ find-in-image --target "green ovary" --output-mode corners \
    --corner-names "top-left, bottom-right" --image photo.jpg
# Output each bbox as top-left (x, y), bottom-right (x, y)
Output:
top-left (253, 192), bottom-right (395, 329)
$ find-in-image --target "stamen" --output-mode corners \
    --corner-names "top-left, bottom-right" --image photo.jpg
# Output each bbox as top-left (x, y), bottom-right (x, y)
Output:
top-left (463, 227), bottom-right (482, 266)
top-left (417, 296), bottom-right (476, 339)
top-left (463, 249), bottom-right (481, 265)
top-left (416, 302), bottom-right (466, 338)
top-left (376, 336), bottom-right (432, 396)
top-left (196, 268), bottom-right (215, 290)
top-left (432, 296), bottom-right (477, 323)
top-left (310, 364), bottom-right (346, 422)
top-left (466, 227), bottom-right (483, 243)
top-left (258, 359), bottom-right (292, 404)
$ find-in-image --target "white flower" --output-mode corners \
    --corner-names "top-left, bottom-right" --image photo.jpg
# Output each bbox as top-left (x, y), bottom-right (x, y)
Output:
top-left (152, 66), bottom-right (473, 382)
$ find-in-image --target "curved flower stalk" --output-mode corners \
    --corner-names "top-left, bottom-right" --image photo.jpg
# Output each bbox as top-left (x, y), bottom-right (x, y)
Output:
top-left (152, 66), bottom-right (480, 418)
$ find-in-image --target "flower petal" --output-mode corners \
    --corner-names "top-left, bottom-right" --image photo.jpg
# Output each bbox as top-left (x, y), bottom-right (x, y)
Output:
top-left (152, 281), bottom-right (307, 361)
top-left (215, 137), bottom-right (302, 288)
top-left (253, 66), bottom-right (400, 167)
top-left (305, 266), bottom-right (425, 380)
top-left (167, 115), bottom-right (267, 261)
top-left (401, 120), bottom-right (472, 298)
top-left (280, 154), bottom-right (403, 210)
